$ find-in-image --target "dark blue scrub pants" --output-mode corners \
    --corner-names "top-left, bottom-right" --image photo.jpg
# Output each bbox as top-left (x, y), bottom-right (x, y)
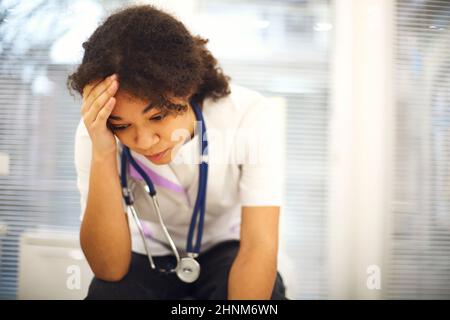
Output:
top-left (85, 240), bottom-right (287, 300)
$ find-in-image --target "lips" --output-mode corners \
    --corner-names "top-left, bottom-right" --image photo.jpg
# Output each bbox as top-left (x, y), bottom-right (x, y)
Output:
top-left (145, 148), bottom-right (170, 161)
top-left (148, 149), bottom-right (167, 157)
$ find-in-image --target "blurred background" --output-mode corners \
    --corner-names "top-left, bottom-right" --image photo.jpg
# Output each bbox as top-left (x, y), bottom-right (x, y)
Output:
top-left (0, 0), bottom-right (449, 299)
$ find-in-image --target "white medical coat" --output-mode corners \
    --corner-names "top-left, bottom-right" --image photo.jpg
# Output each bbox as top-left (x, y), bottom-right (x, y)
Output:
top-left (74, 84), bottom-right (283, 256)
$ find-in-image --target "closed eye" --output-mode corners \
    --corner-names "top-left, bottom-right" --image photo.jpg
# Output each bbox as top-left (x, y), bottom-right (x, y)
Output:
top-left (108, 113), bottom-right (166, 131)
top-left (150, 114), bottom-right (166, 121)
top-left (108, 123), bottom-right (129, 131)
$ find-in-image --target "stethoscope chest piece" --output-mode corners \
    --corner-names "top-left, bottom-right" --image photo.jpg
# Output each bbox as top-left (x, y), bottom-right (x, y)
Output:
top-left (176, 257), bottom-right (200, 283)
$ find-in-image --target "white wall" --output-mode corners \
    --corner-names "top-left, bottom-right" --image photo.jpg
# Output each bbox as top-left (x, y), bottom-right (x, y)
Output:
top-left (327, 0), bottom-right (395, 299)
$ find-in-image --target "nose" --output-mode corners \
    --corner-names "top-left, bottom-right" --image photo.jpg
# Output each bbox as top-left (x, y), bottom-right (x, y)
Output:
top-left (134, 127), bottom-right (160, 151)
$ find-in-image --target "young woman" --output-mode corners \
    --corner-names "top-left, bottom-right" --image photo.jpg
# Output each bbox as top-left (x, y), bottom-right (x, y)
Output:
top-left (69, 4), bottom-right (286, 300)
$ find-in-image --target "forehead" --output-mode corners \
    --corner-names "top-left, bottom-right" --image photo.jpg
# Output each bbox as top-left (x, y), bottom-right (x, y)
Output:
top-left (109, 90), bottom-right (156, 120)
top-left (114, 90), bottom-right (150, 112)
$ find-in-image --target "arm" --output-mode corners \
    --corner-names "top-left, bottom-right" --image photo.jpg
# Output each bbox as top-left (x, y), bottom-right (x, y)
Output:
top-left (80, 153), bottom-right (132, 281)
top-left (78, 75), bottom-right (131, 282)
top-left (228, 206), bottom-right (280, 300)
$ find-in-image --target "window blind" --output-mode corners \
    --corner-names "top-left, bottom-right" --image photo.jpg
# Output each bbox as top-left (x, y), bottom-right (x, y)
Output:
top-left (0, 0), bottom-right (133, 299)
top-left (387, 0), bottom-right (450, 299)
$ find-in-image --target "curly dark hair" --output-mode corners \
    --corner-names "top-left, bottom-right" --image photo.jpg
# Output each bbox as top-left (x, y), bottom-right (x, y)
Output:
top-left (67, 4), bottom-right (231, 113)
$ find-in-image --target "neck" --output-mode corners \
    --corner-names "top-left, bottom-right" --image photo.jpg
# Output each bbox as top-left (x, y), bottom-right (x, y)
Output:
top-left (189, 103), bottom-right (196, 139)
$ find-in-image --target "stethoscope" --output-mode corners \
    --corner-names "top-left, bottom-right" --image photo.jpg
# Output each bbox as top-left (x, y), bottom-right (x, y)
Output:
top-left (120, 100), bottom-right (208, 283)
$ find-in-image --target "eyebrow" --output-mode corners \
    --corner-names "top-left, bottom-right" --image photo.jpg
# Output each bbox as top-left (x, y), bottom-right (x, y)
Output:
top-left (108, 102), bottom-right (156, 121)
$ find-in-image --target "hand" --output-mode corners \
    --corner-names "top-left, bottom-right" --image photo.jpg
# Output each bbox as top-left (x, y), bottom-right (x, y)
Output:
top-left (81, 74), bottom-right (119, 159)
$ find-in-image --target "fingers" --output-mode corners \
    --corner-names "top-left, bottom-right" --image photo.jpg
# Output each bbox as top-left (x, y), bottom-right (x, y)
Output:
top-left (82, 75), bottom-right (114, 113)
top-left (81, 79), bottom-right (104, 117)
top-left (85, 79), bottom-right (119, 125)
top-left (81, 74), bottom-right (116, 114)
top-left (83, 74), bottom-right (116, 101)
top-left (93, 96), bottom-right (116, 127)
top-left (82, 78), bottom-right (102, 101)
top-left (82, 74), bottom-right (119, 126)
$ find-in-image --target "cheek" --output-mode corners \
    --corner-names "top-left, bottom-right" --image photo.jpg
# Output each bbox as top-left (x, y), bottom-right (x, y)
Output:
top-left (112, 128), bottom-right (141, 145)
top-left (166, 121), bottom-right (191, 144)
top-left (160, 128), bottom-right (180, 145)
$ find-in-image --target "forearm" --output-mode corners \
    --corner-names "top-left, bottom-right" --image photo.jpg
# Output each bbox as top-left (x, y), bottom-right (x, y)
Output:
top-left (80, 152), bottom-right (131, 281)
top-left (228, 247), bottom-right (278, 300)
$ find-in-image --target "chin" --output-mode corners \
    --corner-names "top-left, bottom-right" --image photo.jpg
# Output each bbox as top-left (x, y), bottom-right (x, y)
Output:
top-left (144, 147), bottom-right (181, 165)
top-left (145, 152), bottom-right (172, 165)
top-left (150, 158), bottom-right (171, 165)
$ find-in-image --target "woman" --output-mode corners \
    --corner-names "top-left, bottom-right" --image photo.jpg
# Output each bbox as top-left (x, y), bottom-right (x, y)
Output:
top-left (69, 4), bottom-right (286, 300)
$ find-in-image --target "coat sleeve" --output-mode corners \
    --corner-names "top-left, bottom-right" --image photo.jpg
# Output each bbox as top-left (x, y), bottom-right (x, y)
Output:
top-left (236, 94), bottom-right (284, 207)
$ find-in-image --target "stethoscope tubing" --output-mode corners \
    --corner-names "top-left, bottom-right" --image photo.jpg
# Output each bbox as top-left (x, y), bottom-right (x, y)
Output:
top-left (120, 100), bottom-right (208, 274)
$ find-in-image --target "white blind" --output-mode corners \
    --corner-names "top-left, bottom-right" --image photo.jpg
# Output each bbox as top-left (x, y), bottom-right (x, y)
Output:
top-left (387, 0), bottom-right (450, 299)
top-left (0, 0), bottom-right (131, 299)
top-left (0, 0), bottom-right (333, 299)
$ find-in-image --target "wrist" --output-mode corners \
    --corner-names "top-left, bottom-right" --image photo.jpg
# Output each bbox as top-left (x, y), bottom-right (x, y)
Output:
top-left (92, 150), bottom-right (117, 165)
